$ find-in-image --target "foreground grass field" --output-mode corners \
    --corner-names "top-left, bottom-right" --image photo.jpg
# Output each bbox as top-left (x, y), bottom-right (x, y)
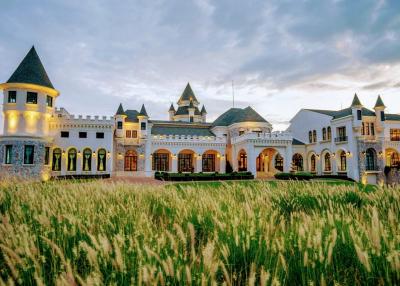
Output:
top-left (0, 180), bottom-right (399, 285)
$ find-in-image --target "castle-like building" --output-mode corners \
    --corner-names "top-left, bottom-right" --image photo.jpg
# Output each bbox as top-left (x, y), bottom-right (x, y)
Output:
top-left (1, 47), bottom-right (400, 185)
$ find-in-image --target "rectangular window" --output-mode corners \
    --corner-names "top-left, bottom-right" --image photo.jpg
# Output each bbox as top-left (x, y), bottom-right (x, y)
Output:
top-left (239, 130), bottom-right (245, 136)
top-left (153, 153), bottom-right (169, 171)
top-left (141, 122), bottom-right (146, 130)
top-left (202, 154), bottom-right (215, 172)
top-left (61, 131), bottom-right (69, 138)
top-left (96, 132), bottom-right (104, 139)
top-left (381, 111), bottom-right (385, 121)
top-left (24, 145), bottom-right (34, 164)
top-left (365, 123), bottom-right (370, 135)
top-left (126, 130), bottom-right (131, 138)
top-left (8, 91), bottom-right (17, 103)
top-left (4, 145), bottom-right (12, 164)
top-left (178, 153), bottom-right (193, 172)
top-left (371, 123), bottom-right (375, 136)
top-left (44, 147), bottom-right (50, 165)
top-left (117, 121), bottom-right (123, 129)
top-left (190, 116), bottom-right (194, 122)
top-left (79, 132), bottom-right (87, 138)
top-left (390, 129), bottom-right (400, 141)
top-left (46, 95), bottom-right (53, 107)
top-left (361, 122), bottom-right (365, 135)
top-left (26, 92), bottom-right (38, 104)
top-left (132, 130), bottom-right (138, 138)
top-left (357, 110), bottom-right (362, 120)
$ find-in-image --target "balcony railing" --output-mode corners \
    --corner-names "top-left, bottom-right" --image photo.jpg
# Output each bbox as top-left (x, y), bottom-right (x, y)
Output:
top-left (334, 136), bottom-right (348, 143)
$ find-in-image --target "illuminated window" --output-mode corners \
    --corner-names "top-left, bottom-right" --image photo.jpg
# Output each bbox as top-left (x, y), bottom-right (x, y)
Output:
top-left (275, 154), bottom-right (284, 171)
top-left (46, 95), bottom-right (53, 107)
top-left (365, 148), bottom-right (377, 171)
top-left (26, 92), bottom-right (37, 104)
top-left (310, 154), bottom-right (316, 172)
top-left (82, 148), bottom-right (92, 171)
top-left (8, 91), bottom-right (16, 103)
top-left (324, 153), bottom-right (331, 172)
top-left (67, 148), bottom-right (77, 171)
top-left (238, 151), bottom-right (247, 171)
top-left (132, 130), bottom-right (138, 138)
top-left (44, 147), bottom-right (50, 165)
top-left (97, 149), bottom-right (107, 171)
top-left (178, 153), bottom-right (193, 172)
top-left (24, 145), bottom-right (34, 165)
top-left (52, 148), bottom-right (62, 171)
top-left (339, 151), bottom-right (347, 171)
top-left (390, 129), bottom-right (400, 141)
top-left (4, 145), bottom-right (12, 164)
top-left (79, 132), bottom-right (87, 138)
top-left (292, 153), bottom-right (303, 171)
top-left (126, 130), bottom-right (131, 138)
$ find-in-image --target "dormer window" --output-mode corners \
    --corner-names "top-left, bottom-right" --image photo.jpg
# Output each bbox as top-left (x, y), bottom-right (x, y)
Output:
top-left (8, 91), bottom-right (16, 103)
top-left (26, 92), bottom-right (37, 104)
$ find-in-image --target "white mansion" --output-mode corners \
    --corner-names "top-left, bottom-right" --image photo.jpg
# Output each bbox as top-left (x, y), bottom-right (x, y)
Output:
top-left (1, 47), bottom-right (400, 185)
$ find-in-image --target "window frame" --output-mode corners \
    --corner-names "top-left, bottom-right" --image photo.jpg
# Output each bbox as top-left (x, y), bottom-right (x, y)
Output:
top-left (23, 145), bottom-right (35, 165)
top-left (44, 147), bottom-right (50, 165)
top-left (61, 131), bottom-right (69, 138)
top-left (79, 132), bottom-right (87, 139)
top-left (46, 95), bottom-right (53, 107)
top-left (96, 132), bottom-right (105, 139)
top-left (8, 91), bottom-right (17, 103)
top-left (26, 92), bottom-right (38, 104)
top-left (4, 145), bottom-right (12, 164)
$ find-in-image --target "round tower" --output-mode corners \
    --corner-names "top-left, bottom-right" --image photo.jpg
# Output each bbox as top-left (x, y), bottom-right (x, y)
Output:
top-left (0, 46), bottom-right (59, 180)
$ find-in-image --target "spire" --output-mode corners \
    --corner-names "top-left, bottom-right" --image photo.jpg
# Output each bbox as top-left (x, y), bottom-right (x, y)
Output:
top-left (6, 46), bottom-right (54, 89)
top-left (178, 83), bottom-right (198, 104)
top-left (201, 105), bottom-right (207, 114)
top-left (374, 95), bottom-right (385, 109)
top-left (169, 103), bottom-right (175, 112)
top-left (139, 104), bottom-right (148, 117)
top-left (116, 103), bottom-right (126, 116)
top-left (351, 93), bottom-right (362, 107)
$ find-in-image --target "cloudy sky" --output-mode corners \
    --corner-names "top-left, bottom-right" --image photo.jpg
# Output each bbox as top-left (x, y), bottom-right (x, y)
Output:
top-left (1, 0), bottom-right (400, 130)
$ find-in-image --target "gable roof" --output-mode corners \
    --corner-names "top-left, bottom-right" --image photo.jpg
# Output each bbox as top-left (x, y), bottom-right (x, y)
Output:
top-left (151, 121), bottom-right (214, 136)
top-left (178, 83), bottom-right (198, 103)
top-left (306, 107), bottom-right (375, 120)
top-left (212, 106), bottom-right (268, 127)
top-left (7, 46), bottom-right (54, 89)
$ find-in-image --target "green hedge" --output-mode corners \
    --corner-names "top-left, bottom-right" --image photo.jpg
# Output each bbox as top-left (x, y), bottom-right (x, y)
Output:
top-left (274, 172), bottom-right (355, 182)
top-left (155, 171), bottom-right (254, 181)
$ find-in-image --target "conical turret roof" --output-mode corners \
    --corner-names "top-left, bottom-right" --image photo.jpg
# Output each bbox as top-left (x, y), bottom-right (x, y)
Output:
top-left (351, 93), bottom-right (362, 107)
top-left (139, 104), bottom-right (148, 117)
top-left (201, 105), bottom-right (207, 114)
top-left (169, 103), bottom-right (175, 112)
top-left (178, 83), bottom-right (198, 103)
top-left (374, 95), bottom-right (385, 108)
top-left (7, 46), bottom-right (54, 89)
top-left (116, 103), bottom-right (126, 116)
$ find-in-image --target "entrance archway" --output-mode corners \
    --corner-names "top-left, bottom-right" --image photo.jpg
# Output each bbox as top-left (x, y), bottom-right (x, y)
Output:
top-left (256, 148), bottom-right (279, 177)
top-left (178, 149), bottom-right (195, 172)
top-left (385, 148), bottom-right (400, 167)
top-left (124, 150), bottom-right (137, 171)
top-left (237, 149), bottom-right (247, 171)
top-left (153, 149), bottom-right (172, 172)
top-left (202, 150), bottom-right (220, 172)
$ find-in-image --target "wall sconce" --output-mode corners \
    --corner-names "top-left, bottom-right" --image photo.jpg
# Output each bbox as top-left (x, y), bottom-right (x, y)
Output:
top-left (316, 154), bottom-right (320, 159)
top-left (217, 154), bottom-right (221, 158)
top-left (346, 151), bottom-right (351, 157)
top-left (378, 151), bottom-right (384, 158)
top-left (107, 151), bottom-right (111, 158)
top-left (361, 151), bottom-right (366, 156)
top-left (140, 153), bottom-right (144, 158)
top-left (331, 153), bottom-right (336, 158)
top-left (92, 152), bottom-right (97, 157)
top-left (78, 150), bottom-right (81, 157)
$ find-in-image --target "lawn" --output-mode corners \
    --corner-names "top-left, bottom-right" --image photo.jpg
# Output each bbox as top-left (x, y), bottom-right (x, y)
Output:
top-left (0, 179), bottom-right (399, 285)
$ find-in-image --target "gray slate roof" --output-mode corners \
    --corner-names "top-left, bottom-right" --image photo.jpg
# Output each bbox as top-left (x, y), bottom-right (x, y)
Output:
top-left (212, 106), bottom-right (268, 127)
top-left (7, 46), bottom-right (54, 89)
top-left (374, 95), bottom-right (385, 108)
top-left (116, 103), bottom-right (126, 115)
top-left (139, 104), bottom-right (148, 117)
top-left (151, 121), bottom-right (214, 136)
top-left (351, 94), bottom-right (362, 107)
top-left (306, 107), bottom-right (375, 119)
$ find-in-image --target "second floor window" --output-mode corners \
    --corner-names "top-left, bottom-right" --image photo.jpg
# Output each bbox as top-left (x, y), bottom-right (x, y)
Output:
top-left (61, 131), bottom-right (69, 138)
top-left (141, 122), bottom-right (146, 130)
top-left (322, 128), bottom-right (327, 141)
top-left (96, 132), bottom-right (104, 139)
top-left (46, 95), bottom-right (53, 107)
top-left (338, 126), bottom-right (346, 138)
top-left (312, 130), bottom-right (317, 142)
top-left (390, 129), bottom-right (400, 141)
top-left (327, 127), bottom-right (331, 140)
top-left (381, 111), bottom-right (385, 121)
top-left (357, 110), bottom-right (362, 120)
top-left (117, 121), bottom-right (123, 129)
top-left (79, 132), bottom-right (87, 138)
top-left (308, 131), bottom-right (312, 143)
top-left (24, 145), bottom-right (34, 165)
top-left (26, 92), bottom-right (38, 104)
top-left (8, 91), bottom-right (17, 103)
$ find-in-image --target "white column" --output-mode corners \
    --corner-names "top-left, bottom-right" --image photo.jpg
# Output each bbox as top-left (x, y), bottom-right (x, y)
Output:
top-left (284, 146), bottom-right (292, 173)
top-left (144, 139), bottom-right (152, 177)
top-left (196, 155), bottom-right (202, 173)
top-left (247, 146), bottom-right (257, 176)
top-left (172, 156), bottom-right (178, 172)
top-left (219, 156), bottom-right (226, 173)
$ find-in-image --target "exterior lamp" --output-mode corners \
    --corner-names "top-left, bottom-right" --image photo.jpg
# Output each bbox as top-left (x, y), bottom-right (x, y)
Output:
top-left (316, 154), bottom-right (320, 159)
top-left (92, 151), bottom-right (96, 157)
top-left (140, 153), bottom-right (144, 158)
top-left (78, 150), bottom-right (81, 157)
top-left (331, 153), bottom-right (335, 158)
top-left (346, 151), bottom-right (351, 157)
top-left (107, 151), bottom-right (111, 158)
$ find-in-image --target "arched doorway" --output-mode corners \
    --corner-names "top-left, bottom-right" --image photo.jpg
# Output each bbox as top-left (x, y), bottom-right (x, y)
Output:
top-left (323, 152), bottom-right (332, 173)
top-left (202, 150), bottom-right (220, 172)
top-left (337, 150), bottom-right (347, 172)
top-left (238, 149), bottom-right (247, 171)
top-left (178, 149), bottom-right (195, 172)
top-left (275, 154), bottom-right (284, 172)
top-left (292, 153), bottom-right (303, 171)
top-left (152, 149), bottom-right (171, 172)
top-left (256, 148), bottom-right (279, 176)
top-left (385, 148), bottom-right (400, 167)
top-left (125, 150), bottom-right (137, 171)
top-left (309, 153), bottom-right (317, 173)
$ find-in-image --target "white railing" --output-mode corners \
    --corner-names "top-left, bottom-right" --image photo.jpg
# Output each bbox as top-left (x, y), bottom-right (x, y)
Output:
top-left (232, 131), bottom-right (292, 144)
top-left (152, 134), bottom-right (226, 144)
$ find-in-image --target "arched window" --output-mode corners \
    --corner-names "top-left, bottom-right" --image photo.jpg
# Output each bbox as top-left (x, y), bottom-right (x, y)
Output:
top-left (324, 153), bottom-right (331, 172)
top-left (275, 154), bottom-right (283, 171)
top-left (67, 148), bottom-right (77, 172)
top-left (339, 151), bottom-right (346, 171)
top-left (52, 148), bottom-right (62, 171)
top-left (97, 149), bottom-right (107, 171)
top-left (327, 127), bottom-right (331, 140)
top-left (322, 128), bottom-right (327, 141)
top-left (310, 154), bottom-right (316, 172)
top-left (125, 150), bottom-right (137, 171)
top-left (308, 131), bottom-right (313, 143)
top-left (292, 153), bottom-right (303, 171)
top-left (313, 130), bottom-right (317, 142)
top-left (238, 150), bottom-right (247, 171)
top-left (391, 152), bottom-right (400, 167)
top-left (365, 148), bottom-right (377, 171)
top-left (82, 148), bottom-right (92, 171)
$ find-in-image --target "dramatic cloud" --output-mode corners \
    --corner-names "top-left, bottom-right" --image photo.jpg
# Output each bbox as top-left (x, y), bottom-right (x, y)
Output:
top-left (1, 0), bottom-right (400, 130)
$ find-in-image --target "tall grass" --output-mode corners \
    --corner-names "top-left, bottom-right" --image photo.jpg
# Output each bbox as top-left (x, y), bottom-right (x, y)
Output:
top-left (0, 180), bottom-right (399, 285)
